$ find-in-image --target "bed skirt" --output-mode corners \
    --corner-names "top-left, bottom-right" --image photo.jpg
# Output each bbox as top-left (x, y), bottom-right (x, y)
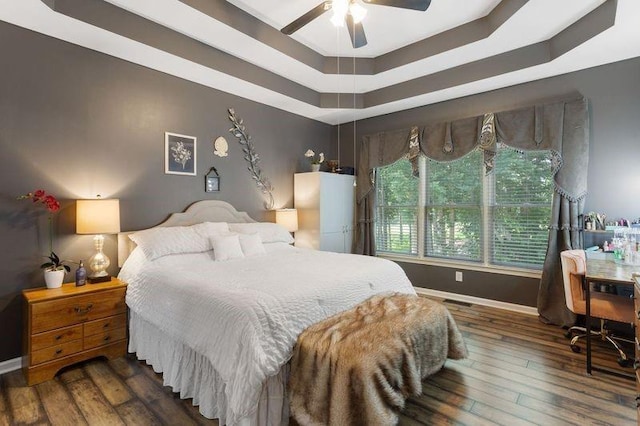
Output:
top-left (128, 311), bottom-right (289, 425)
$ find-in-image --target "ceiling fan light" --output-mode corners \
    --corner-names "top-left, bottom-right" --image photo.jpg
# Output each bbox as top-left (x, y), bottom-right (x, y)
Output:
top-left (349, 2), bottom-right (367, 24)
top-left (330, 11), bottom-right (345, 27)
top-left (331, 0), bottom-right (349, 17)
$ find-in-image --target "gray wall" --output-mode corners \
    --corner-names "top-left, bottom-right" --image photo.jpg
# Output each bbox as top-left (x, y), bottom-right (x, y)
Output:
top-left (0, 22), bottom-right (332, 362)
top-left (338, 57), bottom-right (640, 307)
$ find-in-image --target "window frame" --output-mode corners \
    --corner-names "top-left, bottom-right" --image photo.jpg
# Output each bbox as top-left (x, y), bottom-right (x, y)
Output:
top-left (375, 149), bottom-right (552, 278)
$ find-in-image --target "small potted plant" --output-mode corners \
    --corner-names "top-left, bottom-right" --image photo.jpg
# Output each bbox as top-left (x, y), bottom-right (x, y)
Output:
top-left (18, 189), bottom-right (70, 288)
top-left (304, 149), bottom-right (324, 172)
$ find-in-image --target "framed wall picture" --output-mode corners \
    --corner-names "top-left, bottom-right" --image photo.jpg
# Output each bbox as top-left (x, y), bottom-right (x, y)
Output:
top-left (165, 132), bottom-right (197, 176)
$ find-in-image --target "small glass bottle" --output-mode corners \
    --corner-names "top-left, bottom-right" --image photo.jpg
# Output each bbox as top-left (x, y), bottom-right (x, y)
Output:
top-left (75, 260), bottom-right (87, 287)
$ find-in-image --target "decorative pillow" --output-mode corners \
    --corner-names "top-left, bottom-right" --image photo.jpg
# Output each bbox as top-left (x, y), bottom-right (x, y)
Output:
top-left (239, 233), bottom-right (266, 257)
top-left (129, 225), bottom-right (211, 260)
top-left (229, 222), bottom-right (294, 244)
top-left (211, 234), bottom-right (245, 261)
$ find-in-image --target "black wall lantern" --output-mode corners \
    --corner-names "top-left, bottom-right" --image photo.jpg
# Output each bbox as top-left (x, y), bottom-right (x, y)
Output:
top-left (205, 166), bottom-right (220, 192)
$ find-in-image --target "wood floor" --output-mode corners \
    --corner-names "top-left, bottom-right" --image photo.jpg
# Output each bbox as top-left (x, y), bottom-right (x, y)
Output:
top-left (0, 299), bottom-right (636, 425)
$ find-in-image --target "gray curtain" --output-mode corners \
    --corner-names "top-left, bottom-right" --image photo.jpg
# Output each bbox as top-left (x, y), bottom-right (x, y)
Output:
top-left (355, 128), bottom-right (412, 255)
top-left (537, 98), bottom-right (590, 326)
top-left (354, 97), bottom-right (589, 324)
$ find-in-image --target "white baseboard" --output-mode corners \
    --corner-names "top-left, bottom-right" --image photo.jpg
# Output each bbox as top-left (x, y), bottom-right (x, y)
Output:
top-left (414, 287), bottom-right (539, 316)
top-left (0, 357), bottom-right (22, 375)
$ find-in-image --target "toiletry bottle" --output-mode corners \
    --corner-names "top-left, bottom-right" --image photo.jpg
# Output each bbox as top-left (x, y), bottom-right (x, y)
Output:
top-left (76, 260), bottom-right (87, 287)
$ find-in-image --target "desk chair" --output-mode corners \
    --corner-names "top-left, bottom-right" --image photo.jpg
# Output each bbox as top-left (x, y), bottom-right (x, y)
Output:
top-left (560, 249), bottom-right (635, 366)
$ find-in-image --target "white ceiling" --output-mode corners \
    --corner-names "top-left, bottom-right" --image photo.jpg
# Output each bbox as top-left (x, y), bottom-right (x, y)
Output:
top-left (227, 0), bottom-right (504, 57)
top-left (1, 0), bottom-right (639, 124)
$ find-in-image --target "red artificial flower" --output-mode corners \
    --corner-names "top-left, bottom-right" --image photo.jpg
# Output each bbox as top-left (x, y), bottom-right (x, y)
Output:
top-left (18, 190), bottom-right (61, 213)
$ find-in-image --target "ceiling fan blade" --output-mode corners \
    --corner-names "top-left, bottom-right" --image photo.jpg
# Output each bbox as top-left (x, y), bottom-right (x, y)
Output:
top-left (346, 14), bottom-right (367, 49)
top-left (363, 0), bottom-right (431, 11)
top-left (281, 2), bottom-right (331, 35)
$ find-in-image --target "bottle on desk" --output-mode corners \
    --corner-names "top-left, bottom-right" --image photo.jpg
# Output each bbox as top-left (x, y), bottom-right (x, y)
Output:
top-left (75, 260), bottom-right (87, 287)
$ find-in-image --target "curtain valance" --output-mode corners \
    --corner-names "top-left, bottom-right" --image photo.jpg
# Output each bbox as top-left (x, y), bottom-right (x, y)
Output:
top-left (356, 96), bottom-right (589, 205)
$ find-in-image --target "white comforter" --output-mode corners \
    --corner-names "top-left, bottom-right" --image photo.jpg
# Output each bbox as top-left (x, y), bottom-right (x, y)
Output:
top-left (120, 244), bottom-right (415, 423)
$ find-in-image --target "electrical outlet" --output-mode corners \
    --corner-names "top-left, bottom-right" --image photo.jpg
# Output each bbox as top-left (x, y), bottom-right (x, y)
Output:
top-left (455, 271), bottom-right (463, 282)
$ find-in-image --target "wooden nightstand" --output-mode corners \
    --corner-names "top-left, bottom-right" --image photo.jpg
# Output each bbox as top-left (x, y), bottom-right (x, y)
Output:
top-left (22, 278), bottom-right (127, 385)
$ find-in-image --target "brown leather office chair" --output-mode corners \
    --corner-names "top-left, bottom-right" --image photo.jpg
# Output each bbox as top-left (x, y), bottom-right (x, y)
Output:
top-left (560, 249), bottom-right (635, 366)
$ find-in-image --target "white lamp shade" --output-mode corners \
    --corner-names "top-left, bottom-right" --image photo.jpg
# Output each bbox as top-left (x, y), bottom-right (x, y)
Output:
top-left (275, 208), bottom-right (299, 233)
top-left (76, 199), bottom-right (121, 234)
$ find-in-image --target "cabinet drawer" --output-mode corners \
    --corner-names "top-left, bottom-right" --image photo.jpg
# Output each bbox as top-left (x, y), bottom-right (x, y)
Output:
top-left (31, 339), bottom-right (83, 365)
top-left (84, 327), bottom-right (126, 350)
top-left (84, 314), bottom-right (127, 337)
top-left (31, 324), bottom-right (82, 352)
top-left (31, 288), bottom-right (126, 334)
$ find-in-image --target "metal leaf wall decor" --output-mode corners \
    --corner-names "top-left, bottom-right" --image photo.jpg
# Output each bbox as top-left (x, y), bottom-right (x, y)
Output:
top-left (227, 108), bottom-right (275, 210)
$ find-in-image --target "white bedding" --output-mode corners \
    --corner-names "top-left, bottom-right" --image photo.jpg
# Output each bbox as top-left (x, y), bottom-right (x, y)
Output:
top-left (120, 244), bottom-right (415, 424)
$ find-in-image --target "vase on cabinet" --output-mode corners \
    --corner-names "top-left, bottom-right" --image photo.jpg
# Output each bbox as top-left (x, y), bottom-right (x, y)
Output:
top-left (44, 270), bottom-right (64, 289)
top-left (310, 164), bottom-right (321, 172)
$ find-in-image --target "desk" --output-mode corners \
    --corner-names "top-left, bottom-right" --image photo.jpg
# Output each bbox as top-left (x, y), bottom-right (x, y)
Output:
top-left (584, 254), bottom-right (637, 378)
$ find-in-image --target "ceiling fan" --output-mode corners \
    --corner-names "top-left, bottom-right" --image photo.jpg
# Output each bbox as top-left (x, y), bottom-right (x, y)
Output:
top-left (281, 0), bottom-right (432, 49)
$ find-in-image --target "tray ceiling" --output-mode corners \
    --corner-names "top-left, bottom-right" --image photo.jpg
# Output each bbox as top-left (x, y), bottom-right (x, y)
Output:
top-left (1, 0), bottom-right (638, 124)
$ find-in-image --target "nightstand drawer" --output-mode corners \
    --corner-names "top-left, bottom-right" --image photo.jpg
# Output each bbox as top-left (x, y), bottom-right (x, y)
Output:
top-left (31, 288), bottom-right (126, 334)
top-left (83, 327), bottom-right (126, 350)
top-left (84, 314), bottom-right (127, 337)
top-left (31, 324), bottom-right (82, 352)
top-left (31, 339), bottom-right (83, 365)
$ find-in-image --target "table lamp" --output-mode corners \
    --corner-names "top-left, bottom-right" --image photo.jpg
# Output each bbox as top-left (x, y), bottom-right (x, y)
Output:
top-left (275, 208), bottom-right (298, 233)
top-left (76, 198), bottom-right (121, 283)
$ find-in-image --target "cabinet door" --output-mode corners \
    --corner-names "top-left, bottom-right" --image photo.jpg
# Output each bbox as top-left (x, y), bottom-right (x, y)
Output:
top-left (320, 231), bottom-right (347, 253)
top-left (343, 229), bottom-right (354, 254)
top-left (319, 175), bottom-right (343, 234)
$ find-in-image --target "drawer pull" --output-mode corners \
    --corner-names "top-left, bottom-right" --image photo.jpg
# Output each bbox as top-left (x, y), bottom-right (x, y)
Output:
top-left (55, 335), bottom-right (62, 341)
top-left (103, 336), bottom-right (111, 342)
top-left (103, 323), bottom-right (110, 328)
top-left (55, 349), bottom-right (63, 355)
top-left (74, 303), bottom-right (93, 315)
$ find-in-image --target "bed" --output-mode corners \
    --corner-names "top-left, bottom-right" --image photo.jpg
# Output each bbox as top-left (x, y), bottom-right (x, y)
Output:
top-left (117, 200), bottom-right (463, 425)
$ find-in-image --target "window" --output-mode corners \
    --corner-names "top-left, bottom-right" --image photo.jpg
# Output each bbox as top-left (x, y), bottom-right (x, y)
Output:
top-left (375, 147), bottom-right (553, 270)
top-left (375, 159), bottom-right (418, 255)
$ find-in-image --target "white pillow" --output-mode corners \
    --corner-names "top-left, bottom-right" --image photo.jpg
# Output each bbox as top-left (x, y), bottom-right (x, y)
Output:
top-left (129, 225), bottom-right (210, 260)
top-left (239, 233), bottom-right (266, 257)
top-left (211, 234), bottom-right (245, 261)
top-left (192, 222), bottom-right (229, 239)
top-left (229, 222), bottom-right (294, 244)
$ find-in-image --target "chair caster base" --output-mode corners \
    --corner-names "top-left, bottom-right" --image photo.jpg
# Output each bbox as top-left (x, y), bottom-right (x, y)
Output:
top-left (618, 357), bottom-right (633, 368)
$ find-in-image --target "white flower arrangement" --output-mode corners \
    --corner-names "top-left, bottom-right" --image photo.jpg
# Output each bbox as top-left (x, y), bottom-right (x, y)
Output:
top-left (304, 149), bottom-right (324, 165)
top-left (171, 141), bottom-right (192, 169)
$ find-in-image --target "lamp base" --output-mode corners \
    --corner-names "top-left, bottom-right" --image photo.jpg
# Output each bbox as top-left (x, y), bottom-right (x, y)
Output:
top-left (88, 275), bottom-right (112, 284)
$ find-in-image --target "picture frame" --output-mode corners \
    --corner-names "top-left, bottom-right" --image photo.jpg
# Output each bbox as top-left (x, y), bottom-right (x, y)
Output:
top-left (165, 132), bottom-right (197, 176)
top-left (205, 166), bottom-right (220, 192)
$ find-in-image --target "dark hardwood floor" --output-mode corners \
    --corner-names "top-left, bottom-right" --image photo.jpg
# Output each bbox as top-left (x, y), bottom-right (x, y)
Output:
top-left (0, 299), bottom-right (635, 425)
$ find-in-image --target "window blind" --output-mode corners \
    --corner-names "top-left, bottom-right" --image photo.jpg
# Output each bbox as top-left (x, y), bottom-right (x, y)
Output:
top-left (489, 148), bottom-right (553, 268)
top-left (375, 158), bottom-right (419, 255)
top-left (424, 151), bottom-right (483, 261)
top-left (374, 146), bottom-right (553, 269)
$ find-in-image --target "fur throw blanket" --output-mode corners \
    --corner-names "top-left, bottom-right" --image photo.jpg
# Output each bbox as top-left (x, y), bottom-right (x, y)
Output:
top-left (289, 294), bottom-right (467, 425)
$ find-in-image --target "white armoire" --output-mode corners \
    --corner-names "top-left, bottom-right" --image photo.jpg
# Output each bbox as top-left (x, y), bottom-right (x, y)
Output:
top-left (294, 172), bottom-right (355, 253)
